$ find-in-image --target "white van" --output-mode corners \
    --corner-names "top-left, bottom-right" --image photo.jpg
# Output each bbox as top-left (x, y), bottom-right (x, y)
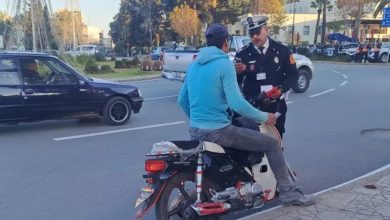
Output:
top-left (67, 45), bottom-right (98, 56)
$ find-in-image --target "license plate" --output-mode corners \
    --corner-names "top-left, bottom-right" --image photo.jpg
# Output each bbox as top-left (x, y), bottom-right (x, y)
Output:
top-left (135, 187), bottom-right (154, 208)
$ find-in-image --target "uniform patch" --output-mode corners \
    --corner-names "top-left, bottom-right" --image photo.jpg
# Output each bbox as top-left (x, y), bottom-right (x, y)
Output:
top-left (250, 64), bottom-right (255, 71)
top-left (290, 54), bottom-right (296, 64)
top-left (274, 56), bottom-right (279, 64)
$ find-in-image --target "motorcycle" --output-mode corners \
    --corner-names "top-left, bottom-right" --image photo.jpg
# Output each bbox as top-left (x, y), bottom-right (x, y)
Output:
top-left (135, 91), bottom-right (296, 220)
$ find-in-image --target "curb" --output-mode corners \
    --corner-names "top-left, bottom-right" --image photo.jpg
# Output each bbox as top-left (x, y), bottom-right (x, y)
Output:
top-left (240, 164), bottom-right (390, 220)
top-left (110, 74), bottom-right (162, 83)
top-left (311, 60), bottom-right (390, 65)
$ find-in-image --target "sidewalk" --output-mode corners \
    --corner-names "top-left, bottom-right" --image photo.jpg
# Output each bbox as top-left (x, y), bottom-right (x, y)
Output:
top-left (242, 165), bottom-right (390, 220)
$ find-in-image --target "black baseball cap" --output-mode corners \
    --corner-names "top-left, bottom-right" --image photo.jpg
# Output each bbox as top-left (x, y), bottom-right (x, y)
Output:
top-left (205, 23), bottom-right (231, 40)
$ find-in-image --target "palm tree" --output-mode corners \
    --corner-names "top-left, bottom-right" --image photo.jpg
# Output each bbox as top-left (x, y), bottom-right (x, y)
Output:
top-left (373, 0), bottom-right (390, 18)
top-left (310, 0), bottom-right (322, 45)
top-left (311, 0), bottom-right (333, 45)
top-left (320, 0), bottom-right (328, 49)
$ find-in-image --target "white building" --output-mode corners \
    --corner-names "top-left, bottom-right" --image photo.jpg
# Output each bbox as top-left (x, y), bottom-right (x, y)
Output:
top-left (282, 0), bottom-right (389, 45)
top-left (227, 1), bottom-right (389, 45)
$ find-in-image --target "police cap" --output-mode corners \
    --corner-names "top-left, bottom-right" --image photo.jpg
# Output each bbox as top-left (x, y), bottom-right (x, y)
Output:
top-left (241, 15), bottom-right (269, 35)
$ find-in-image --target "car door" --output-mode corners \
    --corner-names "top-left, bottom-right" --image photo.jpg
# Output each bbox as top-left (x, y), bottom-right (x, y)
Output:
top-left (0, 57), bottom-right (25, 122)
top-left (20, 57), bottom-right (82, 120)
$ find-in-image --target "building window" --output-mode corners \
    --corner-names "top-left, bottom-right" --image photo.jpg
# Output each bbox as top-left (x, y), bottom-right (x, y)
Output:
top-left (303, 26), bottom-right (310, 35)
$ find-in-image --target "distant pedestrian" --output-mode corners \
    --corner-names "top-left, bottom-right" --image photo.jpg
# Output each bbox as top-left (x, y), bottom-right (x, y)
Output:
top-left (373, 42), bottom-right (381, 63)
top-left (363, 44), bottom-right (371, 63)
top-left (334, 41), bottom-right (339, 55)
top-left (355, 45), bottom-right (363, 63)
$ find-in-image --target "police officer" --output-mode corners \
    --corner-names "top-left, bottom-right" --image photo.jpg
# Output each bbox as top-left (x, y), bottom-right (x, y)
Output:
top-left (235, 16), bottom-right (298, 138)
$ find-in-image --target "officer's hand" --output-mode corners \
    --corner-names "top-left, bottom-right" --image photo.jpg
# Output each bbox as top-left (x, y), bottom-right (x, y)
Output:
top-left (265, 113), bottom-right (276, 126)
top-left (267, 87), bottom-right (282, 99)
top-left (234, 63), bottom-right (246, 74)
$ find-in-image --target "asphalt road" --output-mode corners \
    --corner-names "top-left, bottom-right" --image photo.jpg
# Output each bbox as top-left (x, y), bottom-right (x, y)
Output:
top-left (0, 62), bottom-right (389, 220)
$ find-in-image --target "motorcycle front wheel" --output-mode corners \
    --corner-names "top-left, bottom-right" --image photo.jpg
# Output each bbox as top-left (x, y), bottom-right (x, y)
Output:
top-left (155, 172), bottom-right (219, 220)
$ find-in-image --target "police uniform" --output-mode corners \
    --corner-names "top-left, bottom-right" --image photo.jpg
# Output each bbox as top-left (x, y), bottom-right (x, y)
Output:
top-left (236, 16), bottom-right (298, 137)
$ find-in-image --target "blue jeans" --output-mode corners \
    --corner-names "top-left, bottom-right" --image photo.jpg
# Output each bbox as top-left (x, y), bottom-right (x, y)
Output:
top-left (189, 117), bottom-right (293, 188)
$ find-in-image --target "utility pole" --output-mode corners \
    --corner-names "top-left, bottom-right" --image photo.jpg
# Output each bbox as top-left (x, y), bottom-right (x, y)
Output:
top-left (72, 0), bottom-right (77, 50)
top-left (149, 0), bottom-right (152, 47)
top-left (30, 0), bottom-right (38, 52)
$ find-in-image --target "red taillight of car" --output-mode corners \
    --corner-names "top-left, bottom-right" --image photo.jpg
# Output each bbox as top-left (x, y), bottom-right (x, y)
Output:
top-left (145, 160), bottom-right (166, 172)
top-left (192, 54), bottom-right (198, 60)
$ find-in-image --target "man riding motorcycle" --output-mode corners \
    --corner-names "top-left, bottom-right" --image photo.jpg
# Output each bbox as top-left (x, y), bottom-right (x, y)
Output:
top-left (177, 23), bottom-right (315, 207)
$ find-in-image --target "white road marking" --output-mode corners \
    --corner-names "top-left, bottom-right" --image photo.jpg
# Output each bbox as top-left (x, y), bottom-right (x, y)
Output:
top-left (53, 121), bottom-right (186, 141)
top-left (309, 89), bottom-right (336, 98)
top-left (339, 81), bottom-right (348, 86)
top-left (144, 95), bottom-right (178, 101)
top-left (240, 163), bottom-right (390, 220)
top-left (342, 74), bottom-right (349, 79)
top-left (330, 70), bottom-right (340, 74)
top-left (130, 78), bottom-right (163, 83)
top-left (286, 101), bottom-right (294, 105)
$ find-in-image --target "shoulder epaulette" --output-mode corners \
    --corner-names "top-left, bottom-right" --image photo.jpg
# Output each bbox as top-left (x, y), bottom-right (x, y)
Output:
top-left (237, 43), bottom-right (251, 53)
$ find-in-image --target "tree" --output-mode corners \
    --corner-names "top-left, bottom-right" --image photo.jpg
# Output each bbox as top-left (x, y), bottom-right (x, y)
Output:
top-left (321, 0), bottom-right (327, 47)
top-left (169, 4), bottom-right (200, 45)
top-left (251, 0), bottom-right (288, 36)
top-left (373, 0), bottom-right (390, 18)
top-left (336, 0), bottom-right (379, 42)
top-left (54, 9), bottom-right (88, 50)
top-left (110, 0), bottom-right (167, 50)
top-left (211, 0), bottom-right (249, 25)
top-left (311, 0), bottom-right (323, 45)
top-left (0, 11), bottom-right (13, 48)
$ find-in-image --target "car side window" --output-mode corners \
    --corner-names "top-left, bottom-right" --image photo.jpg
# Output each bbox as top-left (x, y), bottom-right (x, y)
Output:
top-left (46, 59), bottom-right (78, 85)
top-left (20, 58), bottom-right (47, 85)
top-left (20, 58), bottom-right (77, 85)
top-left (0, 58), bottom-right (20, 85)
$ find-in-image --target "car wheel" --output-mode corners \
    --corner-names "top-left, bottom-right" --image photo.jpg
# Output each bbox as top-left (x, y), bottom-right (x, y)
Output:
top-left (103, 96), bottom-right (132, 126)
top-left (292, 68), bottom-right (310, 93)
top-left (380, 53), bottom-right (389, 63)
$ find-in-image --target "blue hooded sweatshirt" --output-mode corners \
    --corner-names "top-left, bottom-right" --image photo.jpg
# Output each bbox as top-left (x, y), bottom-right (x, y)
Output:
top-left (178, 46), bottom-right (268, 129)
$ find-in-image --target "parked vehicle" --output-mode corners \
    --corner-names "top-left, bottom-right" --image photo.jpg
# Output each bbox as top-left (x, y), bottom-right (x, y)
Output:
top-left (379, 42), bottom-right (390, 63)
top-left (66, 45), bottom-right (100, 56)
top-left (0, 52), bottom-right (143, 125)
top-left (161, 46), bottom-right (199, 80)
top-left (135, 115), bottom-right (295, 219)
top-left (150, 46), bottom-right (172, 61)
top-left (339, 43), bottom-right (359, 55)
top-left (162, 36), bottom-right (313, 93)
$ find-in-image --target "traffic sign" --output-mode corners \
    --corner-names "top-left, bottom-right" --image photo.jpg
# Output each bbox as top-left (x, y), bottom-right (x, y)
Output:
top-left (382, 19), bottom-right (390, 27)
top-left (385, 14), bottom-right (390, 19)
top-left (384, 7), bottom-right (390, 15)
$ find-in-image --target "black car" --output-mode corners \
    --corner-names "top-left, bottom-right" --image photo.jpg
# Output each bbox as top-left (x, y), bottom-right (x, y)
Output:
top-left (0, 52), bottom-right (143, 126)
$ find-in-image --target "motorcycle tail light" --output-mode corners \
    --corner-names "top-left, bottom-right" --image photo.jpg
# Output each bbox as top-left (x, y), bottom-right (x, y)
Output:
top-left (145, 160), bottom-right (166, 172)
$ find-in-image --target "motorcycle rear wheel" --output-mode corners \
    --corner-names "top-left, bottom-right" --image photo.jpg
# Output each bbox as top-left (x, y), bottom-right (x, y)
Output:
top-left (155, 172), bottom-right (219, 220)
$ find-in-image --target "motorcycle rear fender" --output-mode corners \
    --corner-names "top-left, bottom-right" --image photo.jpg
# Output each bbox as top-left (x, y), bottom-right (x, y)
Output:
top-left (135, 171), bottom-right (176, 219)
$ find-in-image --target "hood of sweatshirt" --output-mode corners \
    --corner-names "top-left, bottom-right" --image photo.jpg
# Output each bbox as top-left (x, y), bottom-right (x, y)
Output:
top-left (195, 46), bottom-right (229, 65)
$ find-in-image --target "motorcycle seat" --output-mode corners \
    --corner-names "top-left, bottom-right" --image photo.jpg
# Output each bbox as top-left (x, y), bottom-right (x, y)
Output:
top-left (170, 141), bottom-right (226, 154)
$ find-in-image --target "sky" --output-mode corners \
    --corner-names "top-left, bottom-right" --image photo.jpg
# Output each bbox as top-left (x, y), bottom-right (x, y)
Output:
top-left (51, 0), bottom-right (121, 35)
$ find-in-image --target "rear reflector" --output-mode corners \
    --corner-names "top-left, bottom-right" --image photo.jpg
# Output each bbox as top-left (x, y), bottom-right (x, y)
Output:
top-left (145, 160), bottom-right (166, 172)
